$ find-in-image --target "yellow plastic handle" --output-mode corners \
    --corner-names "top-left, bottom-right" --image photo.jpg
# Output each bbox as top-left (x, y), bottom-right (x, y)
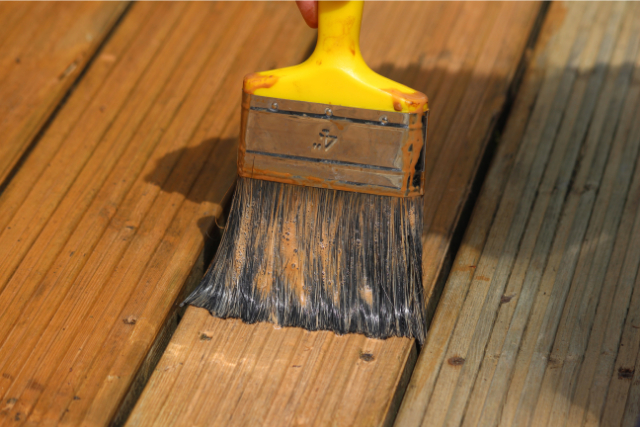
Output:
top-left (244, 1), bottom-right (427, 114)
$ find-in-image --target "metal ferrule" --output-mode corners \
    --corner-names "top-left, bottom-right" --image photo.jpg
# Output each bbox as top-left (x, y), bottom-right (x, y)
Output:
top-left (238, 93), bottom-right (428, 198)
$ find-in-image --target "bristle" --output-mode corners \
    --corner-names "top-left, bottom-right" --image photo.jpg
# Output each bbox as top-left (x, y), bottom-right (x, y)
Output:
top-left (184, 177), bottom-right (425, 343)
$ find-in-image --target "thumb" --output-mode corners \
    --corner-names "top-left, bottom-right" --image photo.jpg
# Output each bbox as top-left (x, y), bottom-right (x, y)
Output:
top-left (295, 1), bottom-right (318, 29)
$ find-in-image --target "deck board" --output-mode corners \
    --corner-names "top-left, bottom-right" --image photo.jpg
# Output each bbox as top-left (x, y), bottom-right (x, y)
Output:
top-left (0, 1), bottom-right (128, 186)
top-left (397, 2), bottom-right (640, 426)
top-left (127, 2), bottom-right (542, 426)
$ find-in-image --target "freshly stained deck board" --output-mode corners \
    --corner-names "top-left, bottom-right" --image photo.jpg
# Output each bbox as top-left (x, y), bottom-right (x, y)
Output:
top-left (128, 2), bottom-right (541, 426)
top-left (0, 1), bottom-right (128, 186)
top-left (397, 2), bottom-right (640, 427)
top-left (0, 2), bottom-right (314, 426)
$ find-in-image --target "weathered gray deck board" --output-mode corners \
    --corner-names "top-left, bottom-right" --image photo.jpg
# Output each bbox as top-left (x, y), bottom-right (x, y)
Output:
top-left (398, 2), bottom-right (640, 426)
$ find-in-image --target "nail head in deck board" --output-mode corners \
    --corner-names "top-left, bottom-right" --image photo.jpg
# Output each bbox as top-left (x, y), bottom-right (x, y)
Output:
top-left (127, 2), bottom-right (541, 426)
top-left (397, 2), bottom-right (640, 427)
top-left (0, 1), bottom-right (129, 187)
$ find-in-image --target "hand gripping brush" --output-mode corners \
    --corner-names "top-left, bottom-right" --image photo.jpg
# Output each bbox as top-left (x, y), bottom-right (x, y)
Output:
top-left (184, 0), bottom-right (429, 342)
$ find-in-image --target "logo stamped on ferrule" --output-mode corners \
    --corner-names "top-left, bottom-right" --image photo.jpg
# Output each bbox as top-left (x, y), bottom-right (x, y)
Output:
top-left (314, 129), bottom-right (338, 151)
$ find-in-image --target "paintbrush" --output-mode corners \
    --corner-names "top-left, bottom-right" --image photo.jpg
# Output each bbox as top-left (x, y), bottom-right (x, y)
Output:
top-left (184, 0), bottom-right (428, 342)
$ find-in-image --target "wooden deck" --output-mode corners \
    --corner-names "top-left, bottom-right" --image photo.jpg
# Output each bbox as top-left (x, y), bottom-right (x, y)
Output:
top-left (1, 2), bottom-right (638, 426)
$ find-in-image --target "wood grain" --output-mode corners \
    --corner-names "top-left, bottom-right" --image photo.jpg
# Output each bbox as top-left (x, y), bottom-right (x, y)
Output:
top-left (0, 1), bottom-right (128, 186)
top-left (128, 2), bottom-right (541, 426)
top-left (397, 2), bottom-right (640, 426)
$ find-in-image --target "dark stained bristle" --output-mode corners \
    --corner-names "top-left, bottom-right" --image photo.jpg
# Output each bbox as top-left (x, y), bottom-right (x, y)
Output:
top-left (184, 177), bottom-right (425, 343)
